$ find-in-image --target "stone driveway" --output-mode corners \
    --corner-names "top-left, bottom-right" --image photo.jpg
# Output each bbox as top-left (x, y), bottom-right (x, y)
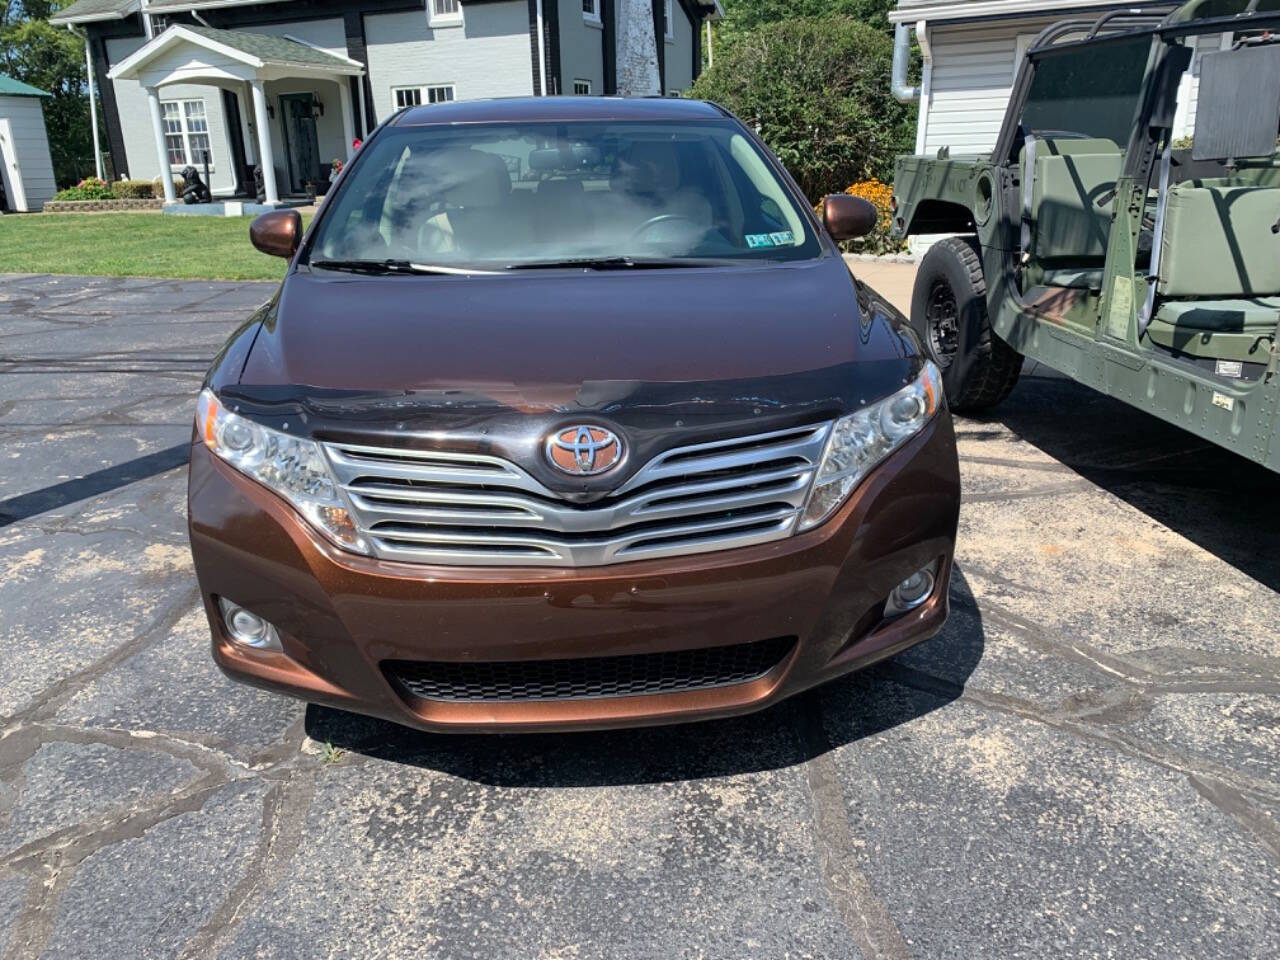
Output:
top-left (0, 273), bottom-right (1277, 959)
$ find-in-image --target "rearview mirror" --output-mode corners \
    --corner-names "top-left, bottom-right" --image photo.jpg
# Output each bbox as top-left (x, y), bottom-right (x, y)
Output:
top-left (822, 194), bottom-right (877, 241)
top-left (250, 209), bottom-right (302, 259)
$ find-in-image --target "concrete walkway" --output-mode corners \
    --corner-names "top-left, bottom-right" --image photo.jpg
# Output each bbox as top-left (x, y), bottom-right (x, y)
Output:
top-left (845, 257), bottom-right (918, 314)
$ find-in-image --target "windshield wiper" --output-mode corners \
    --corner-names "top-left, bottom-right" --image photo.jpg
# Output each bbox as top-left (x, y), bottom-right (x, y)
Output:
top-left (309, 259), bottom-right (500, 276)
top-left (505, 256), bottom-right (737, 271)
top-left (309, 258), bottom-right (417, 275)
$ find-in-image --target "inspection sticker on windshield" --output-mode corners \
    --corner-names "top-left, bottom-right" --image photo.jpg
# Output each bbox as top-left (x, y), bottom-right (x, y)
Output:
top-left (746, 231), bottom-right (795, 249)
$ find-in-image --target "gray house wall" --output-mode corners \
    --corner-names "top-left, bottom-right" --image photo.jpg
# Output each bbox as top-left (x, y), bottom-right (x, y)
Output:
top-left (558, 0), bottom-right (605, 95)
top-left (364, 5), bottom-right (534, 121)
top-left (664, 2), bottom-right (694, 93)
top-left (0, 94), bottom-right (56, 209)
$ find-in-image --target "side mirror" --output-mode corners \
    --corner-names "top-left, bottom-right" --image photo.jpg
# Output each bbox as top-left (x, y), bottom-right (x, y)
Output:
top-left (822, 194), bottom-right (878, 241)
top-left (250, 209), bottom-right (302, 259)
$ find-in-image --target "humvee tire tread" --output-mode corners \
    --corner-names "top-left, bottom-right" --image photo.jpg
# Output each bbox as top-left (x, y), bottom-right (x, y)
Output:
top-left (915, 237), bottom-right (1021, 412)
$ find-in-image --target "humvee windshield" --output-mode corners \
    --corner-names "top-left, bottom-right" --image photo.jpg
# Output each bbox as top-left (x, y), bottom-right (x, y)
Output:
top-left (1020, 36), bottom-right (1150, 145)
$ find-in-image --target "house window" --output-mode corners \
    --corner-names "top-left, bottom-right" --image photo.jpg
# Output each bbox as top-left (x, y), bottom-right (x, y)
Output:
top-left (430, 0), bottom-right (462, 25)
top-left (394, 87), bottom-right (422, 108)
top-left (664, 0), bottom-right (673, 41)
top-left (161, 99), bottom-right (212, 167)
top-left (573, 79), bottom-right (591, 96)
top-left (583, 0), bottom-right (601, 25)
top-left (394, 85), bottom-right (455, 109)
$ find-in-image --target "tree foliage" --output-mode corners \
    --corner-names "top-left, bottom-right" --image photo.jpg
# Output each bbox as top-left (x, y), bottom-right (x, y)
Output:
top-left (691, 16), bottom-right (913, 201)
top-left (1, 2), bottom-right (99, 186)
top-left (713, 0), bottom-right (898, 49)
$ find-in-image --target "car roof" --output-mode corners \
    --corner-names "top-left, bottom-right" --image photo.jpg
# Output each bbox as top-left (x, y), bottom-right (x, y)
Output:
top-left (391, 96), bottom-right (729, 127)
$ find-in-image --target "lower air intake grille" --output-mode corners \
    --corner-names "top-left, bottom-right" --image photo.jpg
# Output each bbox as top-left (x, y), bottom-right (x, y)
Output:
top-left (385, 636), bottom-right (796, 703)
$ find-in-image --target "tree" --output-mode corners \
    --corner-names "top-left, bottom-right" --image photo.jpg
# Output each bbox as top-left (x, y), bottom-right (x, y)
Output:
top-left (691, 16), bottom-right (914, 201)
top-left (715, 0), bottom-right (898, 48)
top-left (1, 2), bottom-right (100, 186)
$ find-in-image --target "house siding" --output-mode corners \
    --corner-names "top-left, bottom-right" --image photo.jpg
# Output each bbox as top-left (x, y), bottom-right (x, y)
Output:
top-left (364, 5), bottom-right (534, 120)
top-left (105, 35), bottom-right (240, 194)
top-left (0, 95), bottom-right (56, 210)
top-left (919, 18), bottom-right (1057, 156)
top-left (558, 0), bottom-right (605, 96)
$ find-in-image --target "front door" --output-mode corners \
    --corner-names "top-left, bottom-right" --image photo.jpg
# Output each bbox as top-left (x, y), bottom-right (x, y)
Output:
top-left (279, 93), bottom-right (321, 195)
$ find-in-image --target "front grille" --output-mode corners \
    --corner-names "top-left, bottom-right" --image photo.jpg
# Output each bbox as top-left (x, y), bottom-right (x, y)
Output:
top-left (323, 422), bottom-right (831, 567)
top-left (384, 636), bottom-right (796, 702)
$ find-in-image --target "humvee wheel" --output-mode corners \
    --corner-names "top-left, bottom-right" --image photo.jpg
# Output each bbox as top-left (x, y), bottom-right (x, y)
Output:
top-left (911, 236), bottom-right (1021, 412)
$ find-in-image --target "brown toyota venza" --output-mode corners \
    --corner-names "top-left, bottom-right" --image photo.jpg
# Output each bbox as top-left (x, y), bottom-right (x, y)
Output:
top-left (188, 97), bottom-right (959, 733)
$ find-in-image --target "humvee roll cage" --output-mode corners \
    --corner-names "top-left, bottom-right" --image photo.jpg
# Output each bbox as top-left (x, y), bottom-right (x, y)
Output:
top-left (995, 4), bottom-right (1280, 165)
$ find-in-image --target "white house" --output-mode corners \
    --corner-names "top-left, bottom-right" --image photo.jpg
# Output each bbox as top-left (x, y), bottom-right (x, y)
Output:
top-left (0, 74), bottom-right (56, 212)
top-left (50, 0), bottom-right (721, 205)
top-left (890, 0), bottom-right (1220, 157)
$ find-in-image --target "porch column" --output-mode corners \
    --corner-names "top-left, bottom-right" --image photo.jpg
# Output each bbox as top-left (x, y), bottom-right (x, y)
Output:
top-left (144, 86), bottom-right (177, 203)
top-left (249, 79), bottom-right (279, 205)
top-left (338, 80), bottom-right (356, 160)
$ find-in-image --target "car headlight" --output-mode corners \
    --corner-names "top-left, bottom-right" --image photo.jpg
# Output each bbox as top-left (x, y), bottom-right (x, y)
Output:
top-left (196, 389), bottom-right (369, 555)
top-left (798, 361), bottom-right (943, 531)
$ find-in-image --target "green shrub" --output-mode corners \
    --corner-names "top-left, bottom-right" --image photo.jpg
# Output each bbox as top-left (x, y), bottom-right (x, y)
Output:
top-left (712, 0), bottom-right (898, 49)
top-left (691, 16), bottom-right (914, 202)
top-left (113, 179), bottom-right (155, 199)
top-left (53, 176), bottom-right (113, 201)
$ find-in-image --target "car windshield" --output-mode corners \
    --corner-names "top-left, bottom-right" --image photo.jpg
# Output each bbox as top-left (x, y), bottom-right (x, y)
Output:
top-left (307, 119), bottom-right (823, 269)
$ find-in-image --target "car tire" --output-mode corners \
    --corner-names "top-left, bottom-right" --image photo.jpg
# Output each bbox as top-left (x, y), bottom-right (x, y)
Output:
top-left (911, 236), bottom-right (1021, 412)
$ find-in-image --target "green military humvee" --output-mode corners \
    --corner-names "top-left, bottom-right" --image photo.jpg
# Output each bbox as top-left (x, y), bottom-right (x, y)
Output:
top-left (891, 0), bottom-right (1280, 472)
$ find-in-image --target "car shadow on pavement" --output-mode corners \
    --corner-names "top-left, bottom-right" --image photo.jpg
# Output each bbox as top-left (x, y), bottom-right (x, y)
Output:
top-left (982, 374), bottom-right (1280, 592)
top-left (303, 569), bottom-right (985, 786)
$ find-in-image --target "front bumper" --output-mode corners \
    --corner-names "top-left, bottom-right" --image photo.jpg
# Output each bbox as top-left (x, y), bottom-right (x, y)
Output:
top-left (187, 414), bottom-right (960, 733)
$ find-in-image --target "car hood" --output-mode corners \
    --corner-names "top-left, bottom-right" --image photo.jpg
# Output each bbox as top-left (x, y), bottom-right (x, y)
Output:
top-left (241, 256), bottom-right (913, 400)
top-left (227, 256), bottom-right (922, 490)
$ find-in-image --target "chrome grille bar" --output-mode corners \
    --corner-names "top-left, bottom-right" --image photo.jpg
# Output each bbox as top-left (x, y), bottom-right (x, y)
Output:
top-left (323, 421), bottom-right (831, 567)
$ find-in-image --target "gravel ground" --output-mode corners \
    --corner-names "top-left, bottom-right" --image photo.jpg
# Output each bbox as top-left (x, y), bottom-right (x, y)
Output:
top-left (0, 273), bottom-right (1277, 960)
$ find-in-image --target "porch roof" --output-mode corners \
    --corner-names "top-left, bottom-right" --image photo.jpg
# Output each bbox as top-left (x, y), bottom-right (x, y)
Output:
top-left (48, 0), bottom-right (139, 25)
top-left (106, 24), bottom-right (364, 85)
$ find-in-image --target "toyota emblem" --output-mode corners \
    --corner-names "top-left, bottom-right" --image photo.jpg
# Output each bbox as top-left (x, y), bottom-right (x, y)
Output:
top-left (545, 425), bottom-right (623, 476)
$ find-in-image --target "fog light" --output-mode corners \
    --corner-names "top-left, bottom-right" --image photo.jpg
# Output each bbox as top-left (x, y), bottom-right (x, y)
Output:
top-left (218, 598), bottom-right (281, 650)
top-left (885, 567), bottom-right (936, 617)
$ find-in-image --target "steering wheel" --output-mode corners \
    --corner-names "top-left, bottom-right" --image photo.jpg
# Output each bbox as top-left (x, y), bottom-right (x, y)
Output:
top-left (630, 214), bottom-right (698, 241)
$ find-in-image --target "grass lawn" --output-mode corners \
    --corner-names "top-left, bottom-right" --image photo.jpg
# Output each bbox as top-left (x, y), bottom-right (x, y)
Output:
top-left (0, 213), bottom-right (313, 281)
